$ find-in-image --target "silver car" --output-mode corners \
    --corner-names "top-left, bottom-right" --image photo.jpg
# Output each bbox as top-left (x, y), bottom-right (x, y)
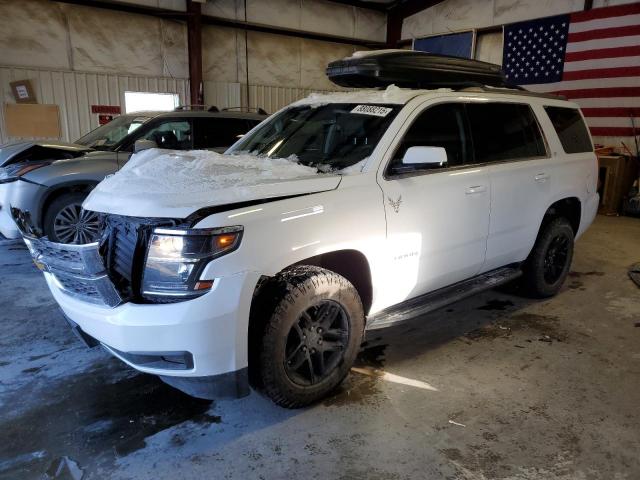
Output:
top-left (0, 108), bottom-right (266, 243)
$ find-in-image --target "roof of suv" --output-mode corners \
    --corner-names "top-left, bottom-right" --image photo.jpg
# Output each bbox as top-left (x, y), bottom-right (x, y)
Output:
top-left (292, 84), bottom-right (568, 109)
top-left (130, 110), bottom-right (267, 121)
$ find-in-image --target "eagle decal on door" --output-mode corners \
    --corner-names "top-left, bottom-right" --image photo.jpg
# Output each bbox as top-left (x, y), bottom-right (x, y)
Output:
top-left (387, 195), bottom-right (402, 213)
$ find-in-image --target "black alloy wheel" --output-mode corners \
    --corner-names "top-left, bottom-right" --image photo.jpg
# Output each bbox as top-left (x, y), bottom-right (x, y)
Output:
top-left (251, 266), bottom-right (365, 408)
top-left (284, 300), bottom-right (350, 386)
top-left (521, 217), bottom-right (574, 298)
top-left (543, 234), bottom-right (570, 284)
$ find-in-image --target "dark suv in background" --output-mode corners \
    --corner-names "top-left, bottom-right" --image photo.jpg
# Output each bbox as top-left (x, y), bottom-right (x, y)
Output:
top-left (0, 108), bottom-right (266, 243)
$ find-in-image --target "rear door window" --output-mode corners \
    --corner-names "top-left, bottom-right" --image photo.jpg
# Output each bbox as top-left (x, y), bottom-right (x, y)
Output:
top-left (193, 118), bottom-right (252, 149)
top-left (466, 103), bottom-right (547, 163)
top-left (544, 106), bottom-right (593, 153)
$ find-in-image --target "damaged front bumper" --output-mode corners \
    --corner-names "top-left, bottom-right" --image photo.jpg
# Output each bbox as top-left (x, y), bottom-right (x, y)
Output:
top-left (23, 235), bottom-right (123, 307)
top-left (20, 231), bottom-right (258, 400)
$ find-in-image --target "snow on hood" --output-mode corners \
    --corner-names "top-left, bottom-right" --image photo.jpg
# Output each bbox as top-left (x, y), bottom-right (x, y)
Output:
top-left (83, 148), bottom-right (342, 218)
top-left (292, 84), bottom-right (452, 107)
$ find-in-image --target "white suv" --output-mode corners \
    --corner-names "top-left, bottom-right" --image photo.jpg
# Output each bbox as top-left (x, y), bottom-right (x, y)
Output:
top-left (18, 81), bottom-right (598, 407)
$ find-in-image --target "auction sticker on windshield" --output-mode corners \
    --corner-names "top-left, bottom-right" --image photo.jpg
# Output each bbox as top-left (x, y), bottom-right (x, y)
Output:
top-left (350, 105), bottom-right (393, 117)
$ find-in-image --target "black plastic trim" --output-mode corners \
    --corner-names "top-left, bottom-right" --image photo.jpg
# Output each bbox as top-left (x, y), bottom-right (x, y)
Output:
top-left (159, 368), bottom-right (250, 400)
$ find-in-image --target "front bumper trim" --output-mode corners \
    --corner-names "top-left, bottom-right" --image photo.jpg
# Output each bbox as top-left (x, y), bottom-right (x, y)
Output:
top-left (159, 369), bottom-right (250, 400)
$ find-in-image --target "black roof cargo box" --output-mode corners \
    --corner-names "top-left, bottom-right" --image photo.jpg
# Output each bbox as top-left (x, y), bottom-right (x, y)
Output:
top-left (327, 50), bottom-right (509, 89)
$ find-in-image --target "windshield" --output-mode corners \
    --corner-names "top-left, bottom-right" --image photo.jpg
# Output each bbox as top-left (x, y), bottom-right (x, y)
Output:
top-left (227, 103), bottom-right (401, 171)
top-left (75, 115), bottom-right (151, 150)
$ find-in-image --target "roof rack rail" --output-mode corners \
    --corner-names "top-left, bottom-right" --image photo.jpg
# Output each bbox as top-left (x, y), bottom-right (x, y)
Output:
top-left (458, 85), bottom-right (566, 100)
top-left (221, 106), bottom-right (269, 115)
top-left (174, 105), bottom-right (219, 112)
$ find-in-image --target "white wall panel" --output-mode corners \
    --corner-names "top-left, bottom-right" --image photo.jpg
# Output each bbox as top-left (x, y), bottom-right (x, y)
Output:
top-left (0, 66), bottom-right (188, 144)
top-left (475, 30), bottom-right (503, 65)
top-left (493, 0), bottom-right (583, 26)
top-left (0, 0), bottom-right (71, 70)
top-left (244, 84), bottom-right (334, 114)
top-left (402, 0), bottom-right (586, 40)
top-left (301, 0), bottom-right (355, 39)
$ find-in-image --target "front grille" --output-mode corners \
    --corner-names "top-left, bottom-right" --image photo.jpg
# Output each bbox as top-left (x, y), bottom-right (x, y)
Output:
top-left (110, 220), bottom-right (139, 282)
top-left (35, 243), bottom-right (82, 264)
top-left (23, 236), bottom-right (123, 307)
top-left (54, 271), bottom-right (104, 300)
top-left (101, 215), bottom-right (182, 301)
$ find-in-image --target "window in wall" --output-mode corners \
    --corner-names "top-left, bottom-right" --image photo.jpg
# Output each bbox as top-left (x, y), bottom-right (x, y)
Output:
top-left (544, 106), bottom-right (593, 154)
top-left (124, 91), bottom-right (179, 113)
top-left (414, 32), bottom-right (474, 59)
top-left (466, 103), bottom-right (546, 163)
top-left (389, 103), bottom-right (470, 175)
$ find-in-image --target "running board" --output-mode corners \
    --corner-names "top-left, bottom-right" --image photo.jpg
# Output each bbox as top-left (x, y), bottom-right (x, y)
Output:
top-left (366, 266), bottom-right (522, 330)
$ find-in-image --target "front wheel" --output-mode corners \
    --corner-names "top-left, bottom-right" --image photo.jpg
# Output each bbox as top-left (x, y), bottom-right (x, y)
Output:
top-left (43, 192), bottom-right (100, 244)
top-left (522, 217), bottom-right (575, 298)
top-left (253, 266), bottom-right (365, 408)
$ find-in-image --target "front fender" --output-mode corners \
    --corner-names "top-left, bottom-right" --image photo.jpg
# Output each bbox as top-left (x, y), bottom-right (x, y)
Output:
top-left (194, 174), bottom-right (387, 285)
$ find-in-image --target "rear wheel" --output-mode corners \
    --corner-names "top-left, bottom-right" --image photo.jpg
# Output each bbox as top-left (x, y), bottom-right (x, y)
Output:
top-left (43, 192), bottom-right (100, 244)
top-left (252, 266), bottom-right (365, 408)
top-left (522, 217), bottom-right (574, 298)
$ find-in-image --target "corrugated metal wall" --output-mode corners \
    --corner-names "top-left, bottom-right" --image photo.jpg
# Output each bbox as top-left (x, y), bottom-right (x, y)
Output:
top-left (1, 66), bottom-right (338, 144)
top-left (245, 84), bottom-right (335, 114)
top-left (204, 81), bottom-right (335, 115)
top-left (0, 66), bottom-right (190, 144)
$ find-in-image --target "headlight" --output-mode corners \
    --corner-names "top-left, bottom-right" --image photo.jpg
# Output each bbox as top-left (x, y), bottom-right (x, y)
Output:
top-left (142, 226), bottom-right (242, 300)
top-left (0, 162), bottom-right (51, 184)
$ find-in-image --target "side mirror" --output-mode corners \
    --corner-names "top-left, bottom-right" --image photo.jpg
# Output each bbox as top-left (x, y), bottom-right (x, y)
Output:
top-left (134, 139), bottom-right (157, 153)
top-left (402, 146), bottom-right (447, 167)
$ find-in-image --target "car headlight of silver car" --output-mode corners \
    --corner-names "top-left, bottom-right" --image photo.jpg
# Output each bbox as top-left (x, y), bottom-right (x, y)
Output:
top-left (0, 161), bottom-right (51, 184)
top-left (142, 226), bottom-right (243, 299)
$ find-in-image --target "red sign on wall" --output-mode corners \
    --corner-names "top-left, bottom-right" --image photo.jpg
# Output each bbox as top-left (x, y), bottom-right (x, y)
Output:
top-left (98, 114), bottom-right (115, 125)
top-left (91, 105), bottom-right (121, 115)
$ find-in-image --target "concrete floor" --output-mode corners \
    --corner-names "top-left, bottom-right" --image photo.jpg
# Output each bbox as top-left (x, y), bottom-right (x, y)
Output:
top-left (1, 215), bottom-right (639, 480)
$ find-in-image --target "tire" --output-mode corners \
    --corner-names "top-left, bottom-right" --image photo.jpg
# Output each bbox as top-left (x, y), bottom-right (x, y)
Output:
top-left (43, 192), bottom-right (100, 244)
top-left (251, 266), bottom-right (365, 408)
top-left (521, 217), bottom-right (575, 298)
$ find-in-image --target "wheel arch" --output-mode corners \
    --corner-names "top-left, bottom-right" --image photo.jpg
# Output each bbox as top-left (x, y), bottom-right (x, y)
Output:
top-left (39, 181), bottom-right (99, 229)
top-left (542, 197), bottom-right (581, 235)
top-left (247, 249), bottom-right (373, 389)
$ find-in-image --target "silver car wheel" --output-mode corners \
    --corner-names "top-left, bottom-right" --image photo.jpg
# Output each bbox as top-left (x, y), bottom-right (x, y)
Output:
top-left (53, 203), bottom-right (100, 244)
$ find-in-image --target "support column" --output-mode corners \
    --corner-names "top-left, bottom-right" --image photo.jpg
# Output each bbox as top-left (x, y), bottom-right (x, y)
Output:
top-left (187, 0), bottom-right (203, 106)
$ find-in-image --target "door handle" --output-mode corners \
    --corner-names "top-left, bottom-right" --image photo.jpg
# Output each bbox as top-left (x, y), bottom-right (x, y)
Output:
top-left (465, 185), bottom-right (487, 195)
top-left (534, 173), bottom-right (550, 182)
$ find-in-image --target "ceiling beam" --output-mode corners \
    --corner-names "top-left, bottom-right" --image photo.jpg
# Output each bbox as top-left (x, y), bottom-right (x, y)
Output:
top-left (54, 0), bottom-right (386, 48)
top-left (200, 16), bottom-right (386, 48)
top-left (324, 0), bottom-right (394, 12)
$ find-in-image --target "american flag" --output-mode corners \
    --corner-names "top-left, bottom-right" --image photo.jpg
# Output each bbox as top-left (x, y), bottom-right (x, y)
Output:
top-left (503, 3), bottom-right (640, 139)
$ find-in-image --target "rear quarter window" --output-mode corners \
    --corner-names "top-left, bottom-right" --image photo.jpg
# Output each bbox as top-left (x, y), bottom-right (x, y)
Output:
top-left (544, 106), bottom-right (593, 154)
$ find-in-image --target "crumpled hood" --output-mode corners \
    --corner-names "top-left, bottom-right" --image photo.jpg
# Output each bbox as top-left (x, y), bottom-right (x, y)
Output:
top-left (83, 148), bottom-right (343, 218)
top-left (0, 140), bottom-right (90, 167)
